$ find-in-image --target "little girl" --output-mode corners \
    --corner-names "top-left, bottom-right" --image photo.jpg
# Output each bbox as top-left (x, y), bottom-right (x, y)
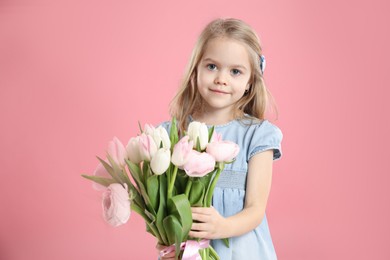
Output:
top-left (158, 17), bottom-right (283, 260)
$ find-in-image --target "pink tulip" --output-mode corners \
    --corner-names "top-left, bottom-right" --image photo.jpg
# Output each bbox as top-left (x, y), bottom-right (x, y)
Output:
top-left (92, 163), bottom-right (111, 191)
top-left (107, 137), bottom-right (127, 167)
top-left (211, 132), bottom-right (223, 142)
top-left (183, 150), bottom-right (216, 177)
top-left (138, 133), bottom-right (157, 161)
top-left (206, 140), bottom-right (240, 163)
top-left (102, 183), bottom-right (131, 227)
top-left (171, 136), bottom-right (194, 167)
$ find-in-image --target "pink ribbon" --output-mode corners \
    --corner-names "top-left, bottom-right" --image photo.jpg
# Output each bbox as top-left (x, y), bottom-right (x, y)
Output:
top-left (159, 239), bottom-right (210, 260)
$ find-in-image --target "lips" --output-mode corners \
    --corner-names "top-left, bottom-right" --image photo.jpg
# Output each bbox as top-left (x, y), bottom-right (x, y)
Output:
top-left (210, 89), bottom-right (229, 94)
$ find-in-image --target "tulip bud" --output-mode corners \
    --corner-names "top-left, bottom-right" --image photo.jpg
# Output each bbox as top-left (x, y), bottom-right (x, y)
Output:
top-left (206, 140), bottom-right (240, 163)
top-left (155, 126), bottom-right (171, 149)
top-left (187, 121), bottom-right (209, 150)
top-left (126, 136), bottom-right (142, 164)
top-left (150, 148), bottom-right (171, 175)
top-left (139, 133), bottom-right (157, 161)
top-left (107, 137), bottom-right (127, 167)
top-left (183, 150), bottom-right (215, 177)
top-left (144, 124), bottom-right (171, 149)
top-left (144, 124), bottom-right (155, 135)
top-left (171, 136), bottom-right (193, 167)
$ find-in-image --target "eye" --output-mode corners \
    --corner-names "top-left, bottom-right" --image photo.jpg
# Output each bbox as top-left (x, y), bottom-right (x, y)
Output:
top-left (231, 69), bottom-right (241, 76)
top-left (207, 64), bottom-right (217, 70)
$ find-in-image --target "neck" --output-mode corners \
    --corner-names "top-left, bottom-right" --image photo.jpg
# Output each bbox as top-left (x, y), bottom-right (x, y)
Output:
top-left (193, 109), bottom-right (236, 125)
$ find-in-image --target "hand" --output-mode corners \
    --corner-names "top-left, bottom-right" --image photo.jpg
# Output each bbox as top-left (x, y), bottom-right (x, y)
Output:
top-left (189, 206), bottom-right (227, 240)
top-left (156, 243), bottom-right (175, 260)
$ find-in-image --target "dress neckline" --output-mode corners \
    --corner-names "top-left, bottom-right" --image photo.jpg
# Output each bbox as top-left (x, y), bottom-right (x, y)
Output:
top-left (188, 115), bottom-right (237, 128)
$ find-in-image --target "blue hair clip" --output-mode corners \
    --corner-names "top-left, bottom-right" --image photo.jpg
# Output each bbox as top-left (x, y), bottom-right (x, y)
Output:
top-left (260, 55), bottom-right (266, 74)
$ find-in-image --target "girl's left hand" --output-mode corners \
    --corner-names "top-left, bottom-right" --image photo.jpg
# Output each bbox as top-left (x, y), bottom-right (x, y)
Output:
top-left (189, 206), bottom-right (227, 239)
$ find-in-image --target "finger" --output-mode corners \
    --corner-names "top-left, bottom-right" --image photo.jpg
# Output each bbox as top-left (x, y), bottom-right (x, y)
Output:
top-left (156, 244), bottom-right (176, 258)
top-left (161, 256), bottom-right (175, 260)
top-left (160, 251), bottom-right (176, 258)
top-left (191, 207), bottom-right (212, 215)
top-left (192, 212), bottom-right (210, 223)
top-left (191, 222), bottom-right (209, 231)
top-left (189, 230), bottom-right (209, 239)
top-left (162, 252), bottom-right (176, 258)
top-left (156, 244), bottom-right (165, 250)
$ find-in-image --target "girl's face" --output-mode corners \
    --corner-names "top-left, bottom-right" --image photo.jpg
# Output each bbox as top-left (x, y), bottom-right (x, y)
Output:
top-left (196, 37), bottom-right (252, 117)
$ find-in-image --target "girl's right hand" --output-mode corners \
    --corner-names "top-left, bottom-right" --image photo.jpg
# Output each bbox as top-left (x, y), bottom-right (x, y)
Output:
top-left (156, 243), bottom-right (176, 260)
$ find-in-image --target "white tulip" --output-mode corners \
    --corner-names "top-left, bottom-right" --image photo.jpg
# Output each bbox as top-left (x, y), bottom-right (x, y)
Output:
top-left (126, 136), bottom-right (142, 164)
top-left (150, 148), bottom-right (171, 175)
top-left (144, 124), bottom-right (155, 135)
top-left (144, 124), bottom-right (171, 149)
top-left (187, 121), bottom-right (209, 150)
top-left (154, 126), bottom-right (171, 149)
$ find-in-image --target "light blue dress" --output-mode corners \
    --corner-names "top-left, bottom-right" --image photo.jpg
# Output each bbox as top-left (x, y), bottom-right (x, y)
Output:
top-left (159, 115), bottom-right (283, 260)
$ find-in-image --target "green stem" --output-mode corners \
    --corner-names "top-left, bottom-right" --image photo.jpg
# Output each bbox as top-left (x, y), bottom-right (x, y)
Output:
top-left (184, 177), bottom-right (193, 197)
top-left (131, 204), bottom-right (163, 243)
top-left (167, 166), bottom-right (178, 199)
top-left (205, 167), bottom-right (222, 207)
top-left (209, 245), bottom-right (219, 260)
top-left (200, 248), bottom-right (206, 259)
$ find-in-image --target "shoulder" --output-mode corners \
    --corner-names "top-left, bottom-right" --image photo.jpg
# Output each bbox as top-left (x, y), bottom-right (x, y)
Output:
top-left (157, 120), bottom-right (171, 131)
top-left (236, 116), bottom-right (282, 136)
top-left (252, 119), bottom-right (283, 139)
top-left (243, 118), bottom-right (283, 161)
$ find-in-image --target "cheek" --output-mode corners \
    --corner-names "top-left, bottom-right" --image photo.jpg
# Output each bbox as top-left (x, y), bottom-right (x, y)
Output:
top-left (197, 72), bottom-right (209, 88)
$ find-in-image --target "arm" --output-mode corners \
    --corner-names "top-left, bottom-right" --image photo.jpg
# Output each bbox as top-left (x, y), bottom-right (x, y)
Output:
top-left (189, 149), bottom-right (274, 239)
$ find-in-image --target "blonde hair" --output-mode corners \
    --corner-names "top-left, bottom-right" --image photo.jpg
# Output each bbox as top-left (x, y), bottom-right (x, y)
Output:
top-left (169, 18), bottom-right (279, 132)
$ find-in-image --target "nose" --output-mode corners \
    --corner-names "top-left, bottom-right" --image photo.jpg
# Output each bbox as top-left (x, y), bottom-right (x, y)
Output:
top-left (214, 71), bottom-right (228, 86)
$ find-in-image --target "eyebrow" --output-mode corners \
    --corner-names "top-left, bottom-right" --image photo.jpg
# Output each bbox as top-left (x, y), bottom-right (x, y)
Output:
top-left (202, 58), bottom-right (248, 71)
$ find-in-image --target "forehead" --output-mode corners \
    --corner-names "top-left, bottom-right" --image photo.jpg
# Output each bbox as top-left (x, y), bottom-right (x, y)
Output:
top-left (201, 37), bottom-right (251, 67)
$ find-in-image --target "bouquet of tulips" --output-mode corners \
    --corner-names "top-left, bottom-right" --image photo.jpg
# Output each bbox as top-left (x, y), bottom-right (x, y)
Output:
top-left (82, 118), bottom-right (239, 260)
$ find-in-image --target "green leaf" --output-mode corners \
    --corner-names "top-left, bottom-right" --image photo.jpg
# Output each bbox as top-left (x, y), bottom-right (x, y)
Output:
top-left (189, 179), bottom-right (205, 207)
top-left (208, 126), bottom-right (215, 142)
top-left (203, 168), bottom-right (220, 207)
top-left (209, 245), bottom-right (220, 259)
top-left (81, 174), bottom-right (116, 187)
top-left (142, 161), bottom-right (151, 183)
top-left (169, 117), bottom-right (179, 149)
top-left (126, 160), bottom-right (144, 191)
top-left (144, 209), bottom-right (156, 223)
top-left (145, 222), bottom-right (154, 236)
top-left (156, 174), bottom-right (168, 245)
top-left (96, 156), bottom-right (122, 183)
top-left (147, 175), bottom-right (159, 212)
top-left (125, 159), bottom-right (155, 215)
top-left (163, 215), bottom-right (183, 259)
top-left (222, 238), bottom-right (230, 248)
top-left (106, 153), bottom-right (127, 184)
top-left (175, 170), bottom-right (188, 194)
top-left (131, 203), bottom-right (162, 243)
top-left (196, 136), bottom-right (201, 152)
top-left (124, 178), bottom-right (145, 210)
top-left (138, 120), bottom-right (143, 133)
top-left (167, 194), bottom-right (192, 241)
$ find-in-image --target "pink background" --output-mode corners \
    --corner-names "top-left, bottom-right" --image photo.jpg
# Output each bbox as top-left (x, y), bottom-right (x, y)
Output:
top-left (1, 0), bottom-right (389, 259)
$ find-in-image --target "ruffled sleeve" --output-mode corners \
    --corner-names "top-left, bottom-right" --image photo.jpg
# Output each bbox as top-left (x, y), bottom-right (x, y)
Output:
top-left (248, 120), bottom-right (283, 161)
